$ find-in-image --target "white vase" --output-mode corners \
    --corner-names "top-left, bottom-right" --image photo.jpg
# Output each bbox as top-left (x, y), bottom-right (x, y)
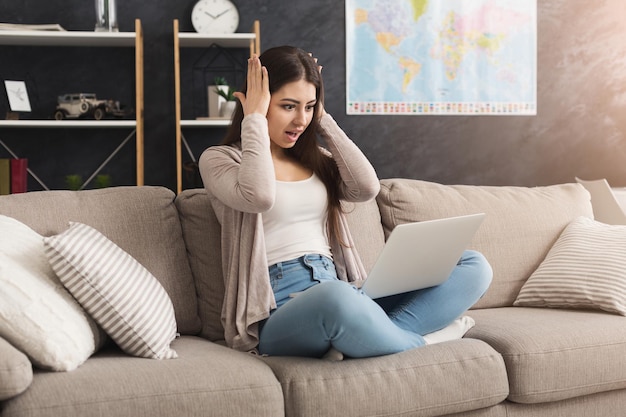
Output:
top-left (208, 85), bottom-right (227, 118)
top-left (220, 101), bottom-right (236, 119)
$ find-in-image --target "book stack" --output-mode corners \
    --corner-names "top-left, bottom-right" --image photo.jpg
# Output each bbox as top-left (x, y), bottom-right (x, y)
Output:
top-left (0, 158), bottom-right (28, 195)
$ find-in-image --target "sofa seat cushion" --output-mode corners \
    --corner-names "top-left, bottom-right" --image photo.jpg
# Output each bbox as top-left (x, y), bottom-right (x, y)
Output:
top-left (1, 336), bottom-right (284, 417)
top-left (468, 307), bottom-right (626, 404)
top-left (502, 389), bottom-right (626, 417)
top-left (0, 187), bottom-right (201, 335)
top-left (376, 179), bottom-right (593, 309)
top-left (262, 338), bottom-right (508, 417)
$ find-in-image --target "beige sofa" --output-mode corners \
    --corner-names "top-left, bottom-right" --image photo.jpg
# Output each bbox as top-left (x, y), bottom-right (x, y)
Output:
top-left (2, 178), bottom-right (626, 417)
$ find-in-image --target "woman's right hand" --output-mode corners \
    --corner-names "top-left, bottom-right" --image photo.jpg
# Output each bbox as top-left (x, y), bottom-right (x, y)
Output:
top-left (233, 55), bottom-right (270, 117)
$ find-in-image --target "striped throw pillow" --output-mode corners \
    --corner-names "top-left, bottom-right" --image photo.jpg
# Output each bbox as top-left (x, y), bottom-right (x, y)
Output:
top-left (514, 216), bottom-right (626, 315)
top-left (44, 222), bottom-right (178, 359)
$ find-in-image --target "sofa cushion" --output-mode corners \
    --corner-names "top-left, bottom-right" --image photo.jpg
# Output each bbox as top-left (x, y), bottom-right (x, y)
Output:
top-left (468, 307), bottom-right (626, 404)
top-left (0, 215), bottom-right (104, 371)
top-left (342, 200), bottom-right (386, 274)
top-left (0, 337), bottom-right (284, 417)
top-left (515, 216), bottom-right (626, 315)
top-left (263, 339), bottom-right (507, 417)
top-left (503, 389), bottom-right (626, 416)
top-left (0, 337), bottom-right (32, 401)
top-left (376, 179), bottom-right (593, 308)
top-left (175, 189), bottom-right (225, 342)
top-left (0, 187), bottom-right (201, 335)
top-left (44, 222), bottom-right (178, 360)
top-left (175, 189), bottom-right (386, 342)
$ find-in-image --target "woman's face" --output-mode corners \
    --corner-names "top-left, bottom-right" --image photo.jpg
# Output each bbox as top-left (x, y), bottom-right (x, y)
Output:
top-left (266, 78), bottom-right (317, 154)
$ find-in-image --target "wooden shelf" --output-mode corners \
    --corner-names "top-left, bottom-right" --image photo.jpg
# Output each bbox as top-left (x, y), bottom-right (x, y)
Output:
top-left (177, 32), bottom-right (255, 49)
top-left (0, 30), bottom-right (137, 47)
top-left (181, 119), bottom-right (231, 128)
top-left (0, 120), bottom-right (137, 128)
top-left (174, 19), bottom-right (260, 193)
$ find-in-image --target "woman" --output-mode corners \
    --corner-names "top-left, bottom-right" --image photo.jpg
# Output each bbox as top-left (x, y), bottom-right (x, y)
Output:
top-left (199, 46), bottom-right (492, 358)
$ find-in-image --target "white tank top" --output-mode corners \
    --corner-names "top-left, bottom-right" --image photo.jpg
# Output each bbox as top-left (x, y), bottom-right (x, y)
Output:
top-left (262, 173), bottom-right (333, 266)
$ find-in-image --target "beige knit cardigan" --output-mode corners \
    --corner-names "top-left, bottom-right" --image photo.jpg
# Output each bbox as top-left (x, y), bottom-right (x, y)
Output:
top-left (199, 113), bottom-right (380, 352)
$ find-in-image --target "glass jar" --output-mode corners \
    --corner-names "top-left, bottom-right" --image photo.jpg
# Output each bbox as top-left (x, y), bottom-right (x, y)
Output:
top-left (94, 0), bottom-right (118, 32)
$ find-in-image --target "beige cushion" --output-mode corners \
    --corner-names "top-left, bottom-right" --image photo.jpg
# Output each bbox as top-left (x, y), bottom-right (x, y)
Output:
top-left (262, 339), bottom-right (508, 417)
top-left (515, 217), bottom-right (626, 314)
top-left (469, 307), bottom-right (626, 403)
top-left (0, 187), bottom-right (201, 335)
top-left (505, 389), bottom-right (626, 416)
top-left (0, 215), bottom-right (104, 371)
top-left (0, 337), bottom-right (32, 401)
top-left (175, 189), bottom-right (225, 342)
top-left (1, 337), bottom-right (284, 417)
top-left (342, 200), bottom-right (386, 274)
top-left (44, 222), bottom-right (178, 360)
top-left (376, 179), bottom-right (593, 308)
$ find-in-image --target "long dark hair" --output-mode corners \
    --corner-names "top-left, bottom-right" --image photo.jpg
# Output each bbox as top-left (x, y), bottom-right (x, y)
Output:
top-left (222, 46), bottom-right (345, 245)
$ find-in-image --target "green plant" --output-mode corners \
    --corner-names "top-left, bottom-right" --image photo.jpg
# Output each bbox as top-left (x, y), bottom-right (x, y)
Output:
top-left (213, 77), bottom-right (236, 101)
top-left (64, 174), bottom-right (83, 191)
top-left (213, 76), bottom-right (228, 85)
top-left (95, 174), bottom-right (112, 189)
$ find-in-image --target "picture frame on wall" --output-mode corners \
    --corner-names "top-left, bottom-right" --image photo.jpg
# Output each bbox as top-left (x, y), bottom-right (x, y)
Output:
top-left (4, 80), bottom-right (32, 113)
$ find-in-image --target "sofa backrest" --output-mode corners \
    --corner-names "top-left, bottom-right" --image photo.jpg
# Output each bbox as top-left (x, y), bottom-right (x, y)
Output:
top-left (0, 186), bottom-right (201, 335)
top-left (175, 188), bottom-right (386, 342)
top-left (376, 179), bottom-right (594, 308)
top-left (177, 178), bottom-right (594, 338)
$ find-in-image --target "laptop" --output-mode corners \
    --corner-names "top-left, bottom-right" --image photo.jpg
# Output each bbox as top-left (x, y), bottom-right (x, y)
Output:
top-left (359, 213), bottom-right (486, 299)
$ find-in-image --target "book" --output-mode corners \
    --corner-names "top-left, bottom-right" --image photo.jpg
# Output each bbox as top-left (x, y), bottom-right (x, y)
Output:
top-left (0, 159), bottom-right (10, 195)
top-left (0, 23), bottom-right (66, 31)
top-left (10, 158), bottom-right (27, 193)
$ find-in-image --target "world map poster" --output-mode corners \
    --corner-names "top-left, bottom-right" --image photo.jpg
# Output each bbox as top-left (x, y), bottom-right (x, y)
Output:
top-left (346, 0), bottom-right (537, 115)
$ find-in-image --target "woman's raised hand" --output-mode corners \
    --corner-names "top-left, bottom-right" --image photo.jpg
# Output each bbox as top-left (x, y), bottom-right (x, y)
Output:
top-left (309, 52), bottom-right (327, 117)
top-left (233, 55), bottom-right (270, 117)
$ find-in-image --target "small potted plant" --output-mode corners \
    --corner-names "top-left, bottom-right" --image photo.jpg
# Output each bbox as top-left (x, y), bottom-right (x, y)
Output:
top-left (95, 174), bottom-right (112, 188)
top-left (65, 174), bottom-right (83, 191)
top-left (213, 77), bottom-right (236, 118)
top-left (208, 76), bottom-right (236, 118)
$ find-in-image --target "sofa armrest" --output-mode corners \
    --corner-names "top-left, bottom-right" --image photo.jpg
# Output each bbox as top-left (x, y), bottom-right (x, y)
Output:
top-left (0, 336), bottom-right (33, 401)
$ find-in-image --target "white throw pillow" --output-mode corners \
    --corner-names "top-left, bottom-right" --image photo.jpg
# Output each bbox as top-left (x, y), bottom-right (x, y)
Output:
top-left (0, 215), bottom-right (104, 371)
top-left (514, 216), bottom-right (626, 315)
top-left (44, 222), bottom-right (178, 359)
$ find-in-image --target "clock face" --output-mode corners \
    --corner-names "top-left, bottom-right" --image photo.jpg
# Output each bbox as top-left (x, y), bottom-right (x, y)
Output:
top-left (191, 0), bottom-right (240, 34)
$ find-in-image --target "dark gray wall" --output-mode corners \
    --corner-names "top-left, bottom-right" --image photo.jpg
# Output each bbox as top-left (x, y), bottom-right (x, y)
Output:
top-left (1, 0), bottom-right (625, 190)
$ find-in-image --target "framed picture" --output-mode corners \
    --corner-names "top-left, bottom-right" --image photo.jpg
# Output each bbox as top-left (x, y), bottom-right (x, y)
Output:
top-left (4, 80), bottom-right (32, 112)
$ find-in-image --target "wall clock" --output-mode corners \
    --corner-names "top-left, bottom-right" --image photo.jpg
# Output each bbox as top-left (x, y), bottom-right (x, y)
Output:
top-left (191, 0), bottom-right (240, 34)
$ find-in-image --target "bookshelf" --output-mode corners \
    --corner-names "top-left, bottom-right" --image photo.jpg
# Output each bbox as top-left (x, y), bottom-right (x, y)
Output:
top-left (0, 19), bottom-right (144, 190)
top-left (173, 19), bottom-right (260, 193)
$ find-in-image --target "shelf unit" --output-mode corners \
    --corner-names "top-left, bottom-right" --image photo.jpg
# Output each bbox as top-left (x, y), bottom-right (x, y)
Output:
top-left (173, 19), bottom-right (260, 193)
top-left (0, 19), bottom-right (144, 190)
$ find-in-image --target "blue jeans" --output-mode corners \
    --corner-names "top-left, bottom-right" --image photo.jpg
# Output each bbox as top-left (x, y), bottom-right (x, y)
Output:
top-left (258, 251), bottom-right (492, 358)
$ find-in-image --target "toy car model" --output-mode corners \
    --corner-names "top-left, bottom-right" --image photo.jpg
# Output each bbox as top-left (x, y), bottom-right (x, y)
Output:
top-left (53, 93), bottom-right (129, 120)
